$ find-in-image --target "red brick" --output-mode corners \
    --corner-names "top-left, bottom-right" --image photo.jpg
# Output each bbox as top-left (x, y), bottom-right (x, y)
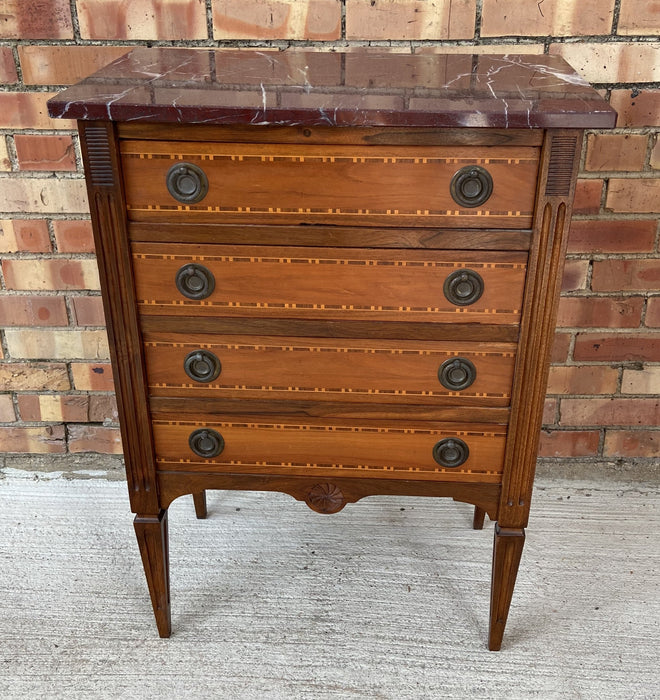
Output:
top-left (538, 430), bottom-right (601, 458)
top-left (0, 92), bottom-right (74, 130)
top-left (0, 0), bottom-right (73, 39)
top-left (0, 295), bottom-right (68, 327)
top-left (547, 365), bottom-right (619, 395)
top-left (0, 425), bottom-right (66, 453)
top-left (346, 0), bottom-right (476, 40)
top-left (52, 220), bottom-right (95, 253)
top-left (482, 0), bottom-right (614, 37)
top-left (18, 45), bottom-right (132, 86)
top-left (0, 363), bottom-right (70, 391)
top-left (2, 259), bottom-right (100, 291)
top-left (591, 259), bottom-right (660, 292)
top-left (68, 424), bottom-right (122, 454)
top-left (1, 177), bottom-right (88, 214)
top-left (561, 260), bottom-right (589, 292)
top-left (18, 394), bottom-right (89, 422)
top-left (606, 179), bottom-right (660, 214)
top-left (70, 362), bottom-right (114, 391)
top-left (574, 333), bottom-right (660, 362)
top-left (573, 179), bottom-right (602, 214)
top-left (567, 219), bottom-right (656, 254)
top-left (651, 140), bottom-right (660, 170)
top-left (551, 332), bottom-right (572, 363)
top-left (215, 0), bottom-right (341, 40)
top-left (543, 397), bottom-right (558, 425)
top-left (71, 296), bottom-right (105, 326)
top-left (618, 0), bottom-right (660, 35)
top-left (14, 135), bottom-right (76, 171)
top-left (560, 398), bottom-right (660, 427)
top-left (622, 366), bottom-right (660, 394)
top-left (0, 394), bottom-right (16, 422)
top-left (77, 0), bottom-right (207, 40)
top-left (0, 46), bottom-right (17, 84)
top-left (646, 297), bottom-right (660, 327)
top-left (0, 219), bottom-right (51, 253)
top-left (585, 133), bottom-right (647, 172)
top-left (557, 296), bottom-right (644, 329)
top-left (89, 394), bottom-right (118, 422)
top-left (604, 429), bottom-right (660, 458)
top-left (610, 89), bottom-right (660, 128)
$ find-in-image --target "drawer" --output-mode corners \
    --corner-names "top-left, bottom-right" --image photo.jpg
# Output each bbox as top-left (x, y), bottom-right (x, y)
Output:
top-left (152, 417), bottom-right (507, 483)
top-left (132, 244), bottom-right (527, 325)
top-left (144, 333), bottom-right (517, 407)
top-left (121, 140), bottom-right (539, 229)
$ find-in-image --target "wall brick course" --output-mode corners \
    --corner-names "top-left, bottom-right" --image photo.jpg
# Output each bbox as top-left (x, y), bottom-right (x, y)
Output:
top-left (0, 219), bottom-right (51, 253)
top-left (0, 295), bottom-right (69, 327)
top-left (604, 429), bottom-right (659, 458)
top-left (2, 259), bottom-right (100, 291)
top-left (551, 332), bottom-right (572, 363)
top-left (0, 136), bottom-right (11, 171)
top-left (617, 0), bottom-right (660, 36)
top-left (591, 259), bottom-right (660, 292)
top-left (561, 260), bottom-right (589, 292)
top-left (215, 0), bottom-right (341, 40)
top-left (68, 424), bottom-right (122, 453)
top-left (14, 134), bottom-right (76, 171)
top-left (4, 329), bottom-right (109, 360)
top-left (567, 219), bottom-right (657, 254)
top-left (572, 179), bottom-right (602, 214)
top-left (556, 296), bottom-right (644, 329)
top-left (0, 46), bottom-right (18, 84)
top-left (543, 397), bottom-right (558, 424)
top-left (0, 394), bottom-right (16, 422)
top-left (0, 93), bottom-right (75, 130)
top-left (0, 0), bottom-right (73, 39)
top-left (560, 398), bottom-right (660, 426)
top-left (1, 178), bottom-right (88, 214)
top-left (346, 0), bottom-right (476, 41)
top-left (17, 394), bottom-right (89, 422)
top-left (585, 133), bottom-right (648, 172)
top-left (0, 425), bottom-right (66, 453)
top-left (76, 0), bottom-right (208, 40)
top-left (549, 42), bottom-right (660, 83)
top-left (70, 362), bottom-right (114, 391)
top-left (481, 0), bottom-right (614, 38)
top-left (651, 139), bottom-right (660, 170)
top-left (71, 296), bottom-right (105, 326)
top-left (547, 365), bottom-right (619, 395)
top-left (646, 297), bottom-right (660, 327)
top-left (88, 394), bottom-right (118, 422)
top-left (0, 363), bottom-right (70, 391)
top-left (574, 333), bottom-right (660, 362)
top-left (610, 89), bottom-right (660, 127)
top-left (606, 179), bottom-right (660, 213)
top-left (52, 220), bottom-right (95, 253)
top-left (18, 45), bottom-right (132, 86)
top-left (621, 366), bottom-right (660, 394)
top-left (538, 430), bottom-right (601, 458)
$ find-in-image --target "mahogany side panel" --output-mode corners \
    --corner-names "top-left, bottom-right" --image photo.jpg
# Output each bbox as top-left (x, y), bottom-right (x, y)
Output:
top-left (78, 120), bottom-right (159, 514)
top-left (498, 129), bottom-right (584, 528)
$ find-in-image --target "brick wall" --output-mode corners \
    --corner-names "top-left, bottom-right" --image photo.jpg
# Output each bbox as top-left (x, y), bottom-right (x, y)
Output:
top-left (0, 1), bottom-right (658, 477)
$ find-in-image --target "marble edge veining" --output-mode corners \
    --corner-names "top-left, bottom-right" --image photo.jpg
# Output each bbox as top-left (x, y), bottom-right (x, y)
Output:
top-left (47, 48), bottom-right (617, 129)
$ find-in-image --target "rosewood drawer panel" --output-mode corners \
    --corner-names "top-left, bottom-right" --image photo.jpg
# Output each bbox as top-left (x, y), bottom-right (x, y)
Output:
top-left (132, 244), bottom-right (528, 325)
top-left (120, 141), bottom-right (539, 228)
top-left (143, 333), bottom-right (517, 407)
top-left (151, 417), bottom-right (507, 483)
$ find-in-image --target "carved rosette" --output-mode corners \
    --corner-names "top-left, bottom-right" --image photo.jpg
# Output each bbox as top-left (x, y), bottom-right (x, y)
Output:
top-left (305, 483), bottom-right (346, 514)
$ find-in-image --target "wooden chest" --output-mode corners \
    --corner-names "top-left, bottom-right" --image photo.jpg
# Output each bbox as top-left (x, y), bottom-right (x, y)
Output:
top-left (48, 49), bottom-right (616, 649)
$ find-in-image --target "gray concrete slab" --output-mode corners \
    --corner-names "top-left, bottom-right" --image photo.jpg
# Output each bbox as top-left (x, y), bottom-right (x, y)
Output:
top-left (0, 471), bottom-right (658, 699)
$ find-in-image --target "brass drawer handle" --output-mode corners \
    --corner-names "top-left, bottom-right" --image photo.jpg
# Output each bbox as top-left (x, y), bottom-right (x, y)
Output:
top-left (443, 269), bottom-right (484, 306)
top-left (438, 357), bottom-right (476, 391)
top-left (166, 162), bottom-right (209, 204)
top-left (433, 438), bottom-right (469, 468)
top-left (450, 165), bottom-right (493, 208)
top-left (184, 350), bottom-right (222, 383)
top-left (175, 263), bottom-right (215, 300)
top-left (189, 429), bottom-right (224, 458)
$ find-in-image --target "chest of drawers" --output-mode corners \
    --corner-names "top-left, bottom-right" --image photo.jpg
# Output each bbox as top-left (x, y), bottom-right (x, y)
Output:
top-left (48, 49), bottom-right (615, 649)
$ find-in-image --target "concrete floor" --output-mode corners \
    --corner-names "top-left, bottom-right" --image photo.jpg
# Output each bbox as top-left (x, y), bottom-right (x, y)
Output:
top-left (0, 470), bottom-right (658, 700)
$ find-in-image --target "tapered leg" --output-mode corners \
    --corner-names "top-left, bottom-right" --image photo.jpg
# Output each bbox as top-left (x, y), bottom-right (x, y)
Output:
top-left (192, 490), bottom-right (207, 519)
top-left (473, 506), bottom-right (486, 530)
top-left (134, 510), bottom-right (171, 638)
top-left (488, 525), bottom-right (525, 651)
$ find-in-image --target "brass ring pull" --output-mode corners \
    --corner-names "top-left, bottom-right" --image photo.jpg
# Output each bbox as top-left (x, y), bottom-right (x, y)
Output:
top-left (438, 357), bottom-right (477, 391)
top-left (443, 269), bottom-right (484, 306)
top-left (188, 429), bottom-right (224, 459)
top-left (450, 165), bottom-right (493, 208)
top-left (433, 438), bottom-right (469, 468)
top-left (166, 162), bottom-right (209, 204)
top-left (175, 264), bottom-right (215, 300)
top-left (184, 350), bottom-right (222, 383)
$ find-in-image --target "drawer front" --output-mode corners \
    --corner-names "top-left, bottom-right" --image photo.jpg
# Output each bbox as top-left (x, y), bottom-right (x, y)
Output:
top-left (152, 417), bottom-right (506, 483)
top-left (144, 334), bottom-right (517, 407)
top-left (121, 140), bottom-right (539, 229)
top-left (132, 244), bottom-right (527, 325)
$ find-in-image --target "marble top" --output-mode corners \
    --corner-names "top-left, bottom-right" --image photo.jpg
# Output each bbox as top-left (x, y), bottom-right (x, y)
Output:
top-left (47, 48), bottom-right (616, 129)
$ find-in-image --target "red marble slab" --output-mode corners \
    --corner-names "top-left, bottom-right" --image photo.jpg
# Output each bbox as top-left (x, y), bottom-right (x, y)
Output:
top-left (47, 48), bottom-right (616, 129)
